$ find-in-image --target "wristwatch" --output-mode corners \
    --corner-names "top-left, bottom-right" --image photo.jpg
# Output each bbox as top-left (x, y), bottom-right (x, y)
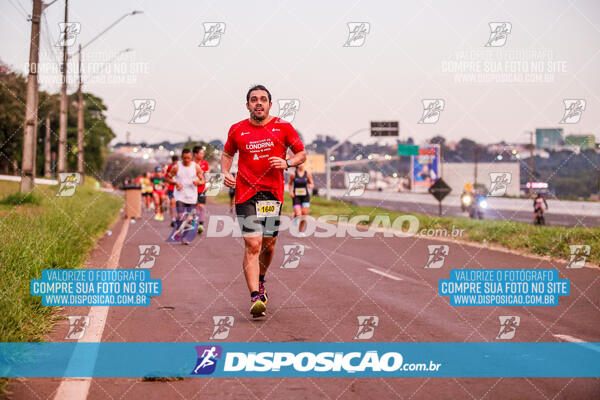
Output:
top-left (286, 159), bottom-right (293, 169)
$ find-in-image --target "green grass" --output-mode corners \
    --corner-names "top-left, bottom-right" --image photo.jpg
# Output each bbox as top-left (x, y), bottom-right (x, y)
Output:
top-left (0, 191), bottom-right (41, 206)
top-left (212, 193), bottom-right (600, 265)
top-left (0, 178), bottom-right (123, 342)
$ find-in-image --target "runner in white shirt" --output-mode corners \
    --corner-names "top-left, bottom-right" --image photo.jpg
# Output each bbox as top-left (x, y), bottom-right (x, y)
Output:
top-left (165, 149), bottom-right (206, 243)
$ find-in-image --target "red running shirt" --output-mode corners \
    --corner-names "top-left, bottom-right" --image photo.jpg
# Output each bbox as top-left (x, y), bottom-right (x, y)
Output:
top-left (196, 159), bottom-right (210, 193)
top-left (224, 117), bottom-right (304, 204)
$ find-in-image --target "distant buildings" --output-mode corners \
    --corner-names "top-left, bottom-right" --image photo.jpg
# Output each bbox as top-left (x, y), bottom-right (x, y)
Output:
top-left (536, 128), bottom-right (563, 149)
top-left (565, 134), bottom-right (596, 150)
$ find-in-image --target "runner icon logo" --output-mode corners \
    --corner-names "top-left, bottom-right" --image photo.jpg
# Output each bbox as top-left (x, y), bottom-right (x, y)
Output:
top-left (56, 22), bottom-right (81, 47)
top-left (210, 316), bottom-right (234, 340)
top-left (281, 244), bottom-right (305, 269)
top-left (65, 316), bottom-right (89, 340)
top-left (354, 316), bottom-right (378, 340)
top-left (566, 245), bottom-right (590, 269)
top-left (424, 245), bottom-right (449, 269)
top-left (485, 22), bottom-right (512, 47)
top-left (199, 22), bottom-right (226, 47)
top-left (129, 99), bottom-right (156, 124)
top-left (204, 173), bottom-right (225, 196)
top-left (56, 173), bottom-right (81, 197)
top-left (344, 173), bottom-right (369, 197)
top-left (418, 99), bottom-right (445, 124)
top-left (343, 22), bottom-right (370, 47)
top-left (191, 345), bottom-right (222, 375)
top-left (136, 245), bottom-right (160, 269)
top-left (496, 316), bottom-right (520, 340)
top-left (488, 172), bottom-right (512, 196)
top-left (277, 99), bottom-right (300, 123)
top-left (559, 99), bottom-right (586, 124)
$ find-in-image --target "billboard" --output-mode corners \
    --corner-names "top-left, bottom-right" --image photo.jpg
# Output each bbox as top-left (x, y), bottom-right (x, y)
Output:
top-left (411, 144), bottom-right (440, 192)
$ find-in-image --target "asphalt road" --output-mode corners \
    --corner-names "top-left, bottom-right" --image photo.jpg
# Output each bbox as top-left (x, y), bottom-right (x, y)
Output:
top-left (8, 202), bottom-right (600, 399)
top-left (333, 195), bottom-right (600, 227)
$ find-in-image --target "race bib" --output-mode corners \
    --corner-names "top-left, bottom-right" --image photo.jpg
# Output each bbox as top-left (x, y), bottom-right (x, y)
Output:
top-left (294, 187), bottom-right (307, 196)
top-left (256, 200), bottom-right (281, 218)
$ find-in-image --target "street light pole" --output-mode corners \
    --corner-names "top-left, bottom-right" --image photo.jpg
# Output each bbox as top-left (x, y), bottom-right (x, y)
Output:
top-left (20, 0), bottom-right (42, 192)
top-left (57, 0), bottom-right (68, 173)
top-left (77, 44), bottom-right (84, 181)
top-left (59, 9), bottom-right (142, 175)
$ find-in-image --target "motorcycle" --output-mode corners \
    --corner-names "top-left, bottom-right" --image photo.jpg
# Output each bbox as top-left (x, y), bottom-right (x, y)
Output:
top-left (469, 194), bottom-right (488, 219)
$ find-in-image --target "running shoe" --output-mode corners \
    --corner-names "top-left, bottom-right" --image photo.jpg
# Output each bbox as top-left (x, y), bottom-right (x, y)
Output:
top-left (154, 214), bottom-right (160, 221)
top-left (197, 223), bottom-right (204, 234)
top-left (170, 220), bottom-right (176, 227)
top-left (259, 280), bottom-right (268, 304)
top-left (250, 294), bottom-right (266, 318)
top-left (182, 239), bottom-right (189, 245)
top-left (157, 215), bottom-right (164, 221)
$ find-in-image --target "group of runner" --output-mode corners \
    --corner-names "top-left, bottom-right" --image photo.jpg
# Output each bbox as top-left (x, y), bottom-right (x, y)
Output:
top-left (135, 146), bottom-right (211, 234)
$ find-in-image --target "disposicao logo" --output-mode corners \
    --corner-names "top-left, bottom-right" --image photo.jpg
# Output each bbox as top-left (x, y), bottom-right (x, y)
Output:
top-left (191, 345), bottom-right (222, 375)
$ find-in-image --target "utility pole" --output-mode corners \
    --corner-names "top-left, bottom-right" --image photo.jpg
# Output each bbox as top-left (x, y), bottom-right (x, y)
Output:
top-left (57, 0), bottom-right (68, 173)
top-left (77, 43), bottom-right (84, 182)
top-left (473, 146), bottom-right (479, 188)
top-left (20, 0), bottom-right (42, 193)
top-left (44, 115), bottom-right (51, 178)
top-left (529, 131), bottom-right (534, 196)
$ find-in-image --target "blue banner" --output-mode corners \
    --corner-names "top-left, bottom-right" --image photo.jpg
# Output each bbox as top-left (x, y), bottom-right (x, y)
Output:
top-left (439, 269), bottom-right (569, 306)
top-left (0, 343), bottom-right (598, 378)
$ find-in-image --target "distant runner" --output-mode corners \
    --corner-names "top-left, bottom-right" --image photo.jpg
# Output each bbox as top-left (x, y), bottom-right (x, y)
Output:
top-left (193, 146), bottom-right (210, 234)
top-left (221, 84), bottom-right (306, 318)
top-left (165, 149), bottom-right (206, 245)
top-left (152, 167), bottom-right (167, 221)
top-left (166, 155), bottom-right (179, 227)
top-left (288, 163), bottom-right (313, 236)
top-left (140, 172), bottom-right (154, 211)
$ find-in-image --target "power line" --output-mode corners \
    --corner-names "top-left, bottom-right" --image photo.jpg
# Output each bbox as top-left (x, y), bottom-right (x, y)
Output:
top-left (7, 0), bottom-right (28, 19)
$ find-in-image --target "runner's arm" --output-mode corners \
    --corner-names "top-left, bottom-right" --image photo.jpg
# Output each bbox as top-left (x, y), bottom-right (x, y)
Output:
top-left (195, 165), bottom-right (206, 186)
top-left (307, 171), bottom-right (314, 191)
top-left (288, 172), bottom-right (295, 197)
top-left (221, 151), bottom-right (236, 187)
top-left (268, 150), bottom-right (307, 169)
top-left (164, 165), bottom-right (178, 186)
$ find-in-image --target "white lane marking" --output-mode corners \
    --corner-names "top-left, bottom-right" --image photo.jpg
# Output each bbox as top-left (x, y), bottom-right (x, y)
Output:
top-left (553, 334), bottom-right (586, 343)
top-left (53, 217), bottom-right (130, 400)
top-left (367, 268), bottom-right (403, 281)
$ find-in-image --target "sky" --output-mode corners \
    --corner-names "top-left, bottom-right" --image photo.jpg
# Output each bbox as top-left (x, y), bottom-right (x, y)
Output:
top-left (1, 0), bottom-right (600, 146)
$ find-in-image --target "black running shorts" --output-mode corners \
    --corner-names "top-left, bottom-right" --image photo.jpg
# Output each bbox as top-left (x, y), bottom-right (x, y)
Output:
top-left (235, 191), bottom-right (282, 237)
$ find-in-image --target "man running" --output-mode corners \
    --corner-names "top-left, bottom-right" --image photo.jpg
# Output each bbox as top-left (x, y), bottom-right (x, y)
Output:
top-left (140, 171), bottom-right (154, 211)
top-left (165, 149), bottom-right (206, 245)
top-left (193, 146), bottom-right (210, 234)
top-left (221, 84), bottom-right (306, 318)
top-left (288, 163), bottom-right (314, 236)
top-left (166, 155), bottom-right (179, 227)
top-left (152, 167), bottom-right (167, 221)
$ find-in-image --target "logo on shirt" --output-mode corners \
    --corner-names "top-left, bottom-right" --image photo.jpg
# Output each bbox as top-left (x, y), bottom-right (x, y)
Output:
top-left (241, 132), bottom-right (250, 136)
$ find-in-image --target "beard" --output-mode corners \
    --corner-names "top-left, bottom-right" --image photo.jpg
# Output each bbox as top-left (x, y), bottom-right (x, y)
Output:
top-left (251, 109), bottom-right (266, 121)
